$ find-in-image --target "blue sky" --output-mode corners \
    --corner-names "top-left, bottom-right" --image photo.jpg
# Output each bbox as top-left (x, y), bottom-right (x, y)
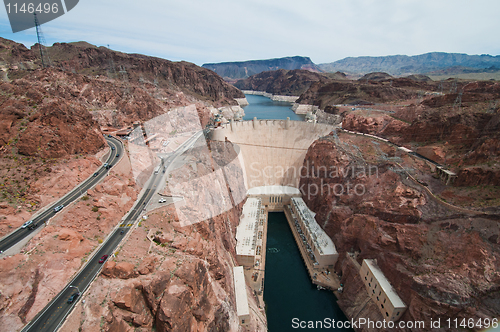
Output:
top-left (1, 0), bottom-right (499, 66)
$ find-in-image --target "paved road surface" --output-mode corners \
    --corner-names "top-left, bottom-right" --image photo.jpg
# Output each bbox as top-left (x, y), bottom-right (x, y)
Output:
top-left (0, 136), bottom-right (123, 254)
top-left (22, 131), bottom-right (203, 332)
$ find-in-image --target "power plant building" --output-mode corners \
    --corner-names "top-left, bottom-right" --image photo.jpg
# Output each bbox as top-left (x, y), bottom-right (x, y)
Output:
top-left (236, 198), bottom-right (263, 267)
top-left (289, 197), bottom-right (338, 268)
top-left (233, 266), bottom-right (250, 326)
top-left (360, 259), bottom-right (407, 322)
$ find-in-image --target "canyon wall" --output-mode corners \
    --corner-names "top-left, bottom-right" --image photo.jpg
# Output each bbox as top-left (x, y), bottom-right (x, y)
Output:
top-left (299, 135), bottom-right (500, 330)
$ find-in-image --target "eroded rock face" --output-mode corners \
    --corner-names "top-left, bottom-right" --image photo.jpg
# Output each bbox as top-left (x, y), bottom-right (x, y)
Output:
top-left (93, 209), bottom-right (247, 332)
top-left (338, 81), bottom-right (500, 187)
top-left (234, 69), bottom-right (331, 96)
top-left (44, 41), bottom-right (244, 106)
top-left (297, 80), bottom-right (418, 109)
top-left (300, 137), bottom-right (500, 329)
top-left (62, 139), bottom-right (266, 332)
top-left (0, 75), bottom-right (106, 158)
top-left (0, 153), bottom-right (139, 332)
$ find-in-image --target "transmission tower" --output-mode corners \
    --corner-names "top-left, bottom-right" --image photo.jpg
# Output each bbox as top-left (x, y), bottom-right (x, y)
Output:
top-left (453, 90), bottom-right (463, 111)
top-left (106, 45), bottom-right (117, 79)
top-left (34, 13), bottom-right (51, 68)
top-left (119, 65), bottom-right (130, 95)
top-left (438, 81), bottom-right (444, 94)
top-left (449, 78), bottom-right (458, 94)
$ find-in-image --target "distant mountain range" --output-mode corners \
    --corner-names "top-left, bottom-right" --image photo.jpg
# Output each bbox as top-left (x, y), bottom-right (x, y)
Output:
top-left (319, 52), bottom-right (500, 76)
top-left (203, 53), bottom-right (500, 79)
top-left (202, 56), bottom-right (321, 80)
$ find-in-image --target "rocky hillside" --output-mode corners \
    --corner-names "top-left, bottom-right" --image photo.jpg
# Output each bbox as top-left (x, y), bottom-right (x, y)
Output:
top-left (57, 140), bottom-right (266, 332)
top-left (0, 38), bottom-right (37, 68)
top-left (44, 42), bottom-right (244, 106)
top-left (0, 36), bottom-right (245, 215)
top-left (234, 69), bottom-right (441, 107)
top-left (0, 70), bottom-right (106, 158)
top-left (294, 73), bottom-right (442, 109)
top-left (202, 56), bottom-right (322, 80)
top-left (234, 69), bottom-right (331, 96)
top-left (342, 80), bottom-right (500, 187)
top-left (319, 52), bottom-right (500, 76)
top-left (300, 134), bottom-right (500, 329)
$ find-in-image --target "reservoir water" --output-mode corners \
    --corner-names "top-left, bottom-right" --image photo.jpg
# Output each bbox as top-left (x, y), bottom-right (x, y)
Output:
top-left (242, 94), bottom-right (304, 121)
top-left (264, 213), bottom-right (352, 332)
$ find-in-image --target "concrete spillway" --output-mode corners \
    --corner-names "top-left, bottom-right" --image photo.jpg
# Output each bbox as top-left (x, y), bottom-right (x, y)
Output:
top-left (211, 119), bottom-right (336, 189)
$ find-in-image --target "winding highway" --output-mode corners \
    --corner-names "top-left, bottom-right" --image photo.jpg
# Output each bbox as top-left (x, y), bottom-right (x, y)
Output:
top-left (0, 136), bottom-right (123, 254)
top-left (21, 130), bottom-right (203, 332)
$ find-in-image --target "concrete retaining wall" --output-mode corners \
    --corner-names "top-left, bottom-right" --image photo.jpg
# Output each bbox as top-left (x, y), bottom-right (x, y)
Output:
top-left (292, 103), bottom-right (319, 114)
top-left (235, 97), bottom-right (249, 106)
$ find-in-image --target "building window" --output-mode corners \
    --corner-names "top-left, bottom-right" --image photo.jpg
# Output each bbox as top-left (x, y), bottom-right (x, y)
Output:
top-left (370, 277), bottom-right (373, 282)
top-left (379, 291), bottom-right (381, 296)
top-left (369, 283), bottom-right (371, 287)
top-left (381, 304), bottom-right (384, 309)
top-left (386, 312), bottom-right (389, 317)
top-left (365, 277), bottom-right (367, 280)
top-left (376, 297), bottom-right (379, 301)
top-left (242, 319), bottom-right (245, 324)
top-left (397, 312), bottom-right (400, 316)
top-left (384, 299), bottom-right (386, 303)
top-left (366, 271), bottom-right (369, 276)
top-left (375, 284), bottom-right (377, 289)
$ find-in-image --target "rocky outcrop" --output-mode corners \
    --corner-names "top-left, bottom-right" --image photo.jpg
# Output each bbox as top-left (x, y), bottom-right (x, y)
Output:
top-left (0, 37), bottom-right (37, 69)
top-left (0, 71), bottom-right (105, 158)
top-left (296, 80), bottom-right (418, 109)
top-left (59, 139), bottom-right (266, 332)
top-left (454, 166), bottom-right (500, 187)
top-left (340, 80), bottom-right (500, 187)
top-left (300, 136), bottom-right (500, 330)
top-left (234, 69), bottom-right (330, 96)
top-left (358, 72), bottom-right (394, 82)
top-left (416, 146), bottom-right (446, 164)
top-left (43, 41), bottom-right (244, 105)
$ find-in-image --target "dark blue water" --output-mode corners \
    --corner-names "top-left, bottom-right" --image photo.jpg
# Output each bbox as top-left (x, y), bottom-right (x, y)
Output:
top-left (242, 94), bottom-right (304, 121)
top-left (264, 212), bottom-right (352, 332)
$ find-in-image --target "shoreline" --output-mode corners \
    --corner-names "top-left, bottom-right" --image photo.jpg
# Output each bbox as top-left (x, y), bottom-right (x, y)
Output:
top-left (242, 90), bottom-right (300, 103)
top-left (241, 90), bottom-right (322, 117)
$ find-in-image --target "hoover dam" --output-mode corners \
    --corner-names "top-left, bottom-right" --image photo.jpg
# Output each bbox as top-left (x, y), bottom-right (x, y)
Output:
top-left (209, 115), bottom-right (349, 329)
top-left (210, 119), bottom-right (334, 189)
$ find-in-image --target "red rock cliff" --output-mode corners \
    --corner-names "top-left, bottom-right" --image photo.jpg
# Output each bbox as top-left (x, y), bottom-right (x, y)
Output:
top-left (299, 136), bottom-right (500, 331)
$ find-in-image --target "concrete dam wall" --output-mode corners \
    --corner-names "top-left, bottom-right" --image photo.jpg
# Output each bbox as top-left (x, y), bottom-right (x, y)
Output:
top-left (211, 120), bottom-right (336, 189)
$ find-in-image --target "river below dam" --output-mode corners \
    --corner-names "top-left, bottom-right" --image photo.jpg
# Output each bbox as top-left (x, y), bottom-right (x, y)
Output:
top-left (242, 94), bottom-right (304, 121)
top-left (241, 94), bottom-right (350, 331)
top-left (264, 213), bottom-right (351, 331)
